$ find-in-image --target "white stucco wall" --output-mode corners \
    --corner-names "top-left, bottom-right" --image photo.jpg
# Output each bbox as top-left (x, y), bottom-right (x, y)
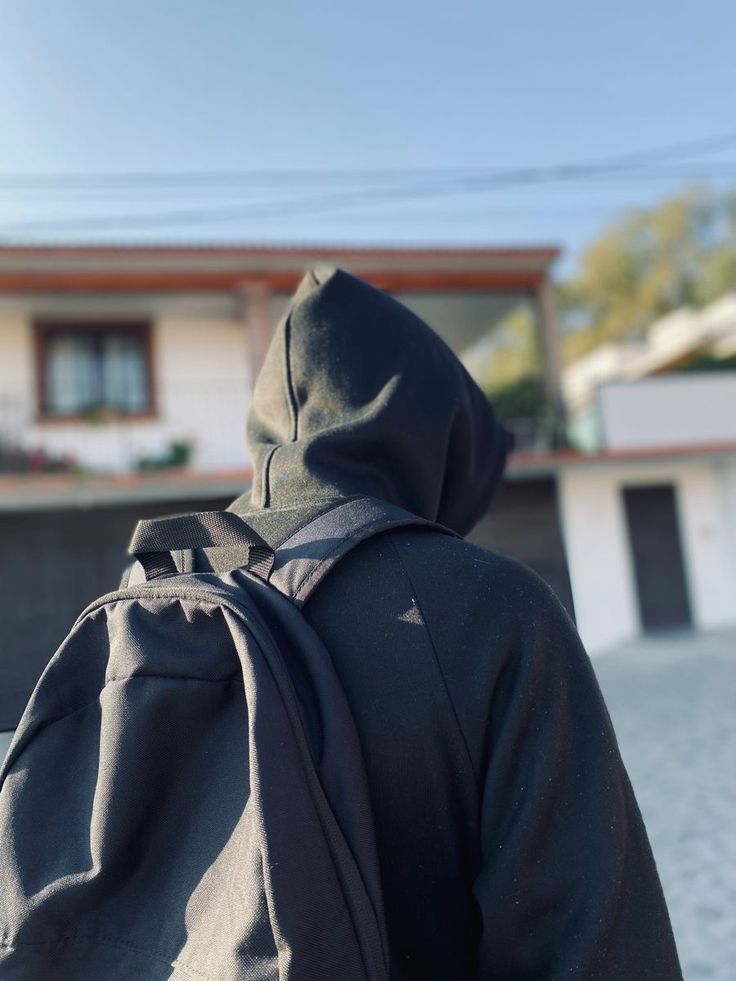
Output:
top-left (717, 461), bottom-right (736, 589)
top-left (0, 303), bottom-right (252, 473)
top-left (676, 467), bottom-right (735, 631)
top-left (558, 458), bottom-right (736, 654)
top-left (599, 375), bottom-right (736, 450)
top-left (557, 468), bottom-right (640, 655)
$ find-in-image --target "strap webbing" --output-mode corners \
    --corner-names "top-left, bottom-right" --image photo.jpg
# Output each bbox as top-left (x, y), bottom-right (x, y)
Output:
top-left (126, 497), bottom-right (457, 595)
top-left (129, 510), bottom-right (274, 582)
top-left (268, 497), bottom-right (457, 606)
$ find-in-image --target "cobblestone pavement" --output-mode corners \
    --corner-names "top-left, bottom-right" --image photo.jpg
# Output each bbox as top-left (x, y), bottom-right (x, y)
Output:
top-left (594, 629), bottom-right (736, 981)
top-left (1, 630), bottom-right (734, 978)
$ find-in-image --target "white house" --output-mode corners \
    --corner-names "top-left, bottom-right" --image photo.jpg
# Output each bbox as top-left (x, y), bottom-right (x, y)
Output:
top-left (554, 444), bottom-right (736, 654)
top-left (2, 242), bottom-right (732, 721)
top-left (0, 242), bottom-right (570, 730)
top-left (553, 297), bottom-right (736, 653)
top-left (0, 243), bottom-right (562, 477)
top-left (549, 370), bottom-right (736, 654)
top-left (0, 292), bottom-right (255, 473)
top-left (563, 293), bottom-right (736, 449)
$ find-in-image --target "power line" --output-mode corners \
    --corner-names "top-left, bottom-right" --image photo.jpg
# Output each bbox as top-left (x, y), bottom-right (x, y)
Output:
top-left (1, 128), bottom-right (736, 191)
top-left (1, 130), bottom-right (735, 236)
top-left (2, 166), bottom-right (735, 236)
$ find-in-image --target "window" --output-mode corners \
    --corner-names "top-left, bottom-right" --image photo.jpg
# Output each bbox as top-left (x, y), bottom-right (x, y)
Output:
top-left (35, 321), bottom-right (154, 419)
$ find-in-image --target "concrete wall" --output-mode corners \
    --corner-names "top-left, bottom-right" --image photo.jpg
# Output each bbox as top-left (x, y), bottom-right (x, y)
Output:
top-left (559, 458), bottom-right (736, 654)
top-left (599, 375), bottom-right (736, 450)
top-left (0, 299), bottom-right (252, 473)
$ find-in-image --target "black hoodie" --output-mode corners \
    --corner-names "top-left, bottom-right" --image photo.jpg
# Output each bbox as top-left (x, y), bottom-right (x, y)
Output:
top-left (220, 268), bottom-right (681, 980)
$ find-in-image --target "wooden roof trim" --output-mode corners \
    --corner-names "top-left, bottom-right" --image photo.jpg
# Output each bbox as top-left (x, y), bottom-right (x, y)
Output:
top-left (0, 268), bottom-right (546, 294)
top-left (510, 441), bottom-right (736, 471)
top-left (0, 243), bottom-right (560, 263)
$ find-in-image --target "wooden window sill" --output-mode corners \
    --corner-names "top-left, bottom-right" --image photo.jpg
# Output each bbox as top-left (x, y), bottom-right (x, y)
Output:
top-left (34, 411), bottom-right (159, 426)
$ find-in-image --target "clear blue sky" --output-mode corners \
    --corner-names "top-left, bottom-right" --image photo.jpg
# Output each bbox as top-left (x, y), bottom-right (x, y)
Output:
top-left (1, 0), bottom-right (734, 274)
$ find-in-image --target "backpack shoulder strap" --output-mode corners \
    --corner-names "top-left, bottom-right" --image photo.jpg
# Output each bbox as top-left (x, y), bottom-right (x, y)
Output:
top-left (268, 496), bottom-right (458, 607)
top-left (123, 496), bottom-right (458, 597)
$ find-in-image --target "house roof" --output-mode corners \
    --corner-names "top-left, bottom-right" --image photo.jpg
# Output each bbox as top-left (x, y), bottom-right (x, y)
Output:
top-left (0, 243), bottom-right (560, 294)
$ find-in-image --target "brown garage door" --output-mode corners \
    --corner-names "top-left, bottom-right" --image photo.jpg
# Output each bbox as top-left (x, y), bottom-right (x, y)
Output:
top-left (0, 495), bottom-right (232, 730)
top-left (469, 477), bottom-right (575, 620)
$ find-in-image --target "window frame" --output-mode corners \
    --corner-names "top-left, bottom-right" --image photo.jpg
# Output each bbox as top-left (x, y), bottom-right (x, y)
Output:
top-left (33, 319), bottom-right (157, 423)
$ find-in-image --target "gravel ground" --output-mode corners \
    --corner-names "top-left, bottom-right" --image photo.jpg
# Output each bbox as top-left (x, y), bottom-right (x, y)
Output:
top-left (2, 629), bottom-right (734, 978)
top-left (594, 629), bottom-right (736, 981)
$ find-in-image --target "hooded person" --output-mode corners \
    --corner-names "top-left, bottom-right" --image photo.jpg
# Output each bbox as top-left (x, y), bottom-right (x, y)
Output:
top-left (202, 267), bottom-right (681, 979)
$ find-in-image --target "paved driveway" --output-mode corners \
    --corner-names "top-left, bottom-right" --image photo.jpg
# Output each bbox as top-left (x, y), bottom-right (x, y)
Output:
top-left (594, 629), bottom-right (736, 981)
top-left (2, 629), bottom-right (734, 978)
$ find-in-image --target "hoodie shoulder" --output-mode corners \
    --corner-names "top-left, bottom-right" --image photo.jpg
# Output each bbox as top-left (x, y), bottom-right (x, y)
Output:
top-left (384, 525), bottom-right (583, 776)
top-left (387, 524), bottom-right (570, 634)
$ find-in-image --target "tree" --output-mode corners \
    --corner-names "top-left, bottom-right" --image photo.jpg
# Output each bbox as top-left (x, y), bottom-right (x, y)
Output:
top-left (559, 186), bottom-right (736, 362)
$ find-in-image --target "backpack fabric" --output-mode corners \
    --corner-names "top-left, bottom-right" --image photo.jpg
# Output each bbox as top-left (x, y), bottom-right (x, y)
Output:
top-left (0, 496), bottom-right (452, 981)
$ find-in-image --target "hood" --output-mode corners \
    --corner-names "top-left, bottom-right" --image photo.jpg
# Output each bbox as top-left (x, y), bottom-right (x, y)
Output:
top-left (246, 267), bottom-right (509, 536)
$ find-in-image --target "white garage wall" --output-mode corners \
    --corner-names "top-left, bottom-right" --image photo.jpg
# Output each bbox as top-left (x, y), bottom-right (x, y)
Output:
top-left (678, 467), bottom-right (736, 630)
top-left (557, 468), bottom-right (639, 655)
top-left (717, 462), bottom-right (736, 589)
top-left (558, 459), bottom-right (736, 654)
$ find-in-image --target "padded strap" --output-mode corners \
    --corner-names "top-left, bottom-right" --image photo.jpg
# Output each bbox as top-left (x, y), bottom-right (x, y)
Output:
top-left (269, 497), bottom-right (457, 606)
top-left (129, 510), bottom-right (274, 581)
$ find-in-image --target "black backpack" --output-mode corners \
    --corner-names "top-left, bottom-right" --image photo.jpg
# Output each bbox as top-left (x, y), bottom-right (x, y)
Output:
top-left (0, 496), bottom-right (452, 981)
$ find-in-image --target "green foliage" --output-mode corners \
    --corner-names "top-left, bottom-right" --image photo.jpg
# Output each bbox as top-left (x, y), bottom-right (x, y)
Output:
top-left (559, 186), bottom-right (736, 362)
top-left (135, 440), bottom-right (193, 471)
top-left (463, 303), bottom-right (539, 393)
top-left (488, 375), bottom-right (547, 424)
top-left (675, 352), bottom-right (736, 373)
top-left (486, 376), bottom-right (568, 449)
